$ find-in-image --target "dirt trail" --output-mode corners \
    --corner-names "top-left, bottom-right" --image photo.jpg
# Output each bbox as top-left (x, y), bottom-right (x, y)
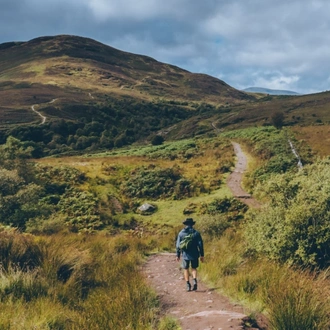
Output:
top-left (31, 98), bottom-right (57, 125)
top-left (227, 142), bottom-right (261, 208)
top-left (31, 104), bottom-right (47, 124)
top-left (144, 253), bottom-right (250, 330)
top-left (144, 143), bottom-right (265, 329)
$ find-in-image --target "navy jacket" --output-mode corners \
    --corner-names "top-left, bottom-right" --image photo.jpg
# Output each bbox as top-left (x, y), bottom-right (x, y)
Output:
top-left (176, 226), bottom-right (204, 260)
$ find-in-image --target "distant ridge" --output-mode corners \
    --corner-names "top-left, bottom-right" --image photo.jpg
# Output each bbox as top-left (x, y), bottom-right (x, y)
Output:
top-left (243, 87), bottom-right (300, 96)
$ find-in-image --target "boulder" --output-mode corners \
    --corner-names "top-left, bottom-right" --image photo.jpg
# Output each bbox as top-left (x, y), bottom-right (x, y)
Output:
top-left (137, 203), bottom-right (156, 215)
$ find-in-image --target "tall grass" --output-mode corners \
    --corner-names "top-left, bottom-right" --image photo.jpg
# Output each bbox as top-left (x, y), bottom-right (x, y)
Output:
top-left (265, 270), bottom-right (330, 330)
top-left (0, 229), bottom-right (167, 329)
top-left (199, 229), bottom-right (330, 329)
top-left (0, 228), bottom-right (43, 271)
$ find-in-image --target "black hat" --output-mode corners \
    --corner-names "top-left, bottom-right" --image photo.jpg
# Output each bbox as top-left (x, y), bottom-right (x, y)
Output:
top-left (183, 218), bottom-right (195, 226)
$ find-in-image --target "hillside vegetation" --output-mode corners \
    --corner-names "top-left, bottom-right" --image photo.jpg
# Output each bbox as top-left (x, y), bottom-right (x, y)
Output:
top-left (1, 125), bottom-right (330, 328)
top-left (1, 35), bottom-right (330, 159)
top-left (1, 34), bottom-right (330, 329)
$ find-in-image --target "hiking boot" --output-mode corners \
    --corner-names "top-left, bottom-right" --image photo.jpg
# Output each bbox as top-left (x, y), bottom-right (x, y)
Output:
top-left (192, 283), bottom-right (197, 291)
top-left (186, 283), bottom-right (191, 292)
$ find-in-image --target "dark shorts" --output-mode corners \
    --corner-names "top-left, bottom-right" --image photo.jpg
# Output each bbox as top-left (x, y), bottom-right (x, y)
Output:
top-left (182, 259), bottom-right (199, 269)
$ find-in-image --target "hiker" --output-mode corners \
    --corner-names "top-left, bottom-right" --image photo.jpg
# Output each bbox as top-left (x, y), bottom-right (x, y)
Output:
top-left (176, 218), bottom-right (204, 291)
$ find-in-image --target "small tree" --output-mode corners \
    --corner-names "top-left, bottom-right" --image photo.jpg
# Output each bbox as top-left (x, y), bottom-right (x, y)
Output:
top-left (270, 111), bottom-right (285, 129)
top-left (151, 135), bottom-right (164, 146)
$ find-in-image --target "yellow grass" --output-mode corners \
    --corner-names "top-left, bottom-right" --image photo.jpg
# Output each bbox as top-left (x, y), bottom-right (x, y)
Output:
top-left (292, 125), bottom-right (330, 157)
top-left (36, 138), bottom-right (236, 226)
top-left (128, 185), bottom-right (232, 226)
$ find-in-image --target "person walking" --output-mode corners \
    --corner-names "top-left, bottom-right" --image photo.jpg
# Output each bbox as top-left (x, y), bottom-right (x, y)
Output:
top-left (176, 218), bottom-right (204, 291)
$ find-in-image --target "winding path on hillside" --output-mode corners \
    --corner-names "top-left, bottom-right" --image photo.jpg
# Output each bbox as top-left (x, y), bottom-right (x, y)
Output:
top-left (31, 98), bottom-right (57, 124)
top-left (143, 144), bottom-right (266, 330)
top-left (31, 104), bottom-right (47, 124)
top-left (227, 142), bottom-right (261, 208)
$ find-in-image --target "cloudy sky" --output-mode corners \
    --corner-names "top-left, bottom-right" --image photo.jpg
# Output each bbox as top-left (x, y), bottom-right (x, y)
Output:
top-left (1, 0), bottom-right (330, 94)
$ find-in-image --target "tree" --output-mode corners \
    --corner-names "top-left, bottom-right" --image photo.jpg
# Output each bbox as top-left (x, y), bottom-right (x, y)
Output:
top-left (0, 136), bottom-right (35, 181)
top-left (151, 135), bottom-right (164, 146)
top-left (270, 111), bottom-right (285, 129)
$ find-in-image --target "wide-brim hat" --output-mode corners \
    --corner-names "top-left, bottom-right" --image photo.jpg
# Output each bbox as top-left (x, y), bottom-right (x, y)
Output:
top-left (183, 218), bottom-right (195, 226)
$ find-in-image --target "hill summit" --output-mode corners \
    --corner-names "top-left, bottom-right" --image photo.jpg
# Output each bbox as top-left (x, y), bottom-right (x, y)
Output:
top-left (0, 34), bottom-right (251, 109)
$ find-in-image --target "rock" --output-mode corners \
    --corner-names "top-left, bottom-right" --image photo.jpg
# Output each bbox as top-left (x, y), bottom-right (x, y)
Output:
top-left (137, 203), bottom-right (156, 215)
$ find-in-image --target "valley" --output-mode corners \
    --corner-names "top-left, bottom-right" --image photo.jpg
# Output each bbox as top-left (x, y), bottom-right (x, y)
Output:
top-left (0, 35), bottom-right (330, 329)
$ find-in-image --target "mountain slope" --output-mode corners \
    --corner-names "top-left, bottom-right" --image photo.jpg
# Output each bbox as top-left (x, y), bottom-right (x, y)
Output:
top-left (1, 34), bottom-right (330, 157)
top-left (0, 35), bottom-right (252, 114)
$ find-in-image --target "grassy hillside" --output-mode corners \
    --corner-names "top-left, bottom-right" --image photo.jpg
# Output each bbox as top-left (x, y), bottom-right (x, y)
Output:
top-left (1, 34), bottom-right (330, 159)
top-left (208, 91), bottom-right (330, 130)
top-left (1, 126), bottom-right (330, 329)
top-left (2, 33), bottom-right (330, 330)
top-left (0, 35), bottom-right (252, 125)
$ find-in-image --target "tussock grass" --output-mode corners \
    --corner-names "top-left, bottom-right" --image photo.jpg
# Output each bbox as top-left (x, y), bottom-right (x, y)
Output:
top-left (158, 316), bottom-right (182, 330)
top-left (0, 298), bottom-right (74, 330)
top-left (200, 228), bottom-right (330, 329)
top-left (0, 266), bottom-right (48, 302)
top-left (0, 228), bottom-right (43, 271)
top-left (0, 229), bottom-right (168, 329)
top-left (265, 270), bottom-right (330, 330)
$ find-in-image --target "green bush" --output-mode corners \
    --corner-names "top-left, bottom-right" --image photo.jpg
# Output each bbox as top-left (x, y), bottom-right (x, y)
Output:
top-left (198, 214), bottom-right (231, 238)
top-left (245, 158), bottom-right (330, 268)
top-left (121, 166), bottom-right (194, 200)
top-left (201, 197), bottom-right (248, 221)
top-left (57, 188), bottom-right (103, 232)
top-left (151, 135), bottom-right (164, 145)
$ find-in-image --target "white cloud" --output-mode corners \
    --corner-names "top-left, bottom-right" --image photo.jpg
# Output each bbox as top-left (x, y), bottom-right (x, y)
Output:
top-left (252, 72), bottom-right (300, 90)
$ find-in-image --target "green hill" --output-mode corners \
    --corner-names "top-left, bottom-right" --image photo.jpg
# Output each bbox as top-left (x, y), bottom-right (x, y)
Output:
top-left (0, 35), bottom-right (251, 121)
top-left (1, 35), bottom-right (330, 156)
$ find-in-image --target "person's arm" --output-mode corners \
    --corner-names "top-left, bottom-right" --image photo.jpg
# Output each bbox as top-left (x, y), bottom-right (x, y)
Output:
top-left (176, 233), bottom-right (181, 261)
top-left (197, 233), bottom-right (204, 262)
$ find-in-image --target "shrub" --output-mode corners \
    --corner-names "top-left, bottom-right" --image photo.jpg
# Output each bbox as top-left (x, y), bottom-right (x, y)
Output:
top-left (270, 111), bottom-right (285, 129)
top-left (57, 188), bottom-right (103, 232)
top-left (151, 135), bottom-right (164, 145)
top-left (0, 169), bottom-right (44, 228)
top-left (121, 166), bottom-right (194, 200)
top-left (201, 197), bottom-right (248, 221)
top-left (198, 214), bottom-right (231, 238)
top-left (245, 158), bottom-right (330, 268)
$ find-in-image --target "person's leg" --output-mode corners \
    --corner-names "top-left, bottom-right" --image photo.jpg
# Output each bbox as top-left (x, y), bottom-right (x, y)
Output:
top-left (184, 269), bottom-right (190, 281)
top-left (191, 259), bottom-right (199, 291)
top-left (182, 260), bottom-right (191, 291)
